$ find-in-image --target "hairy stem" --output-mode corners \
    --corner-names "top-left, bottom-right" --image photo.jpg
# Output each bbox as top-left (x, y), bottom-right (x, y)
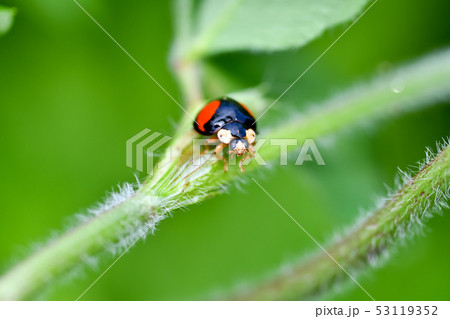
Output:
top-left (258, 49), bottom-right (450, 161)
top-left (0, 192), bottom-right (148, 300)
top-left (235, 142), bottom-right (450, 300)
top-left (0, 49), bottom-right (449, 300)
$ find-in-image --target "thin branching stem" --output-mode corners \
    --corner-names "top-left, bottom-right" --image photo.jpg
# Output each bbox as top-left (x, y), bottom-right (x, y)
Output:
top-left (0, 49), bottom-right (449, 300)
top-left (234, 142), bottom-right (450, 300)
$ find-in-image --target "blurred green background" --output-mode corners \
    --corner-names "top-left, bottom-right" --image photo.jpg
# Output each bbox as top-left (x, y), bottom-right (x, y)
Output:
top-left (0, 0), bottom-right (449, 300)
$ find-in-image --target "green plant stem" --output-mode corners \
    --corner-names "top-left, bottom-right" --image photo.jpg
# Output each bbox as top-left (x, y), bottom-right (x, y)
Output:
top-left (235, 143), bottom-right (450, 300)
top-left (257, 49), bottom-right (450, 161)
top-left (0, 5), bottom-right (17, 36)
top-left (171, 0), bottom-right (203, 110)
top-left (0, 193), bottom-right (148, 300)
top-left (183, 0), bottom-right (243, 62)
top-left (0, 49), bottom-right (449, 300)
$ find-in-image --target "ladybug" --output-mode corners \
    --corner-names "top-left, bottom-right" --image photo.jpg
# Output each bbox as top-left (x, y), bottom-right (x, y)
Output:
top-left (194, 97), bottom-right (257, 172)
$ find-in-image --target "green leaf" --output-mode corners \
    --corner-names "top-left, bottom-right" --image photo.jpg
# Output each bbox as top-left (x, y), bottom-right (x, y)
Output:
top-left (186, 0), bottom-right (370, 59)
top-left (0, 6), bottom-right (16, 36)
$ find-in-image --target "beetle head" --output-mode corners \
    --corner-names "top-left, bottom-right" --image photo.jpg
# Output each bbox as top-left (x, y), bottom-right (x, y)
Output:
top-left (229, 138), bottom-right (250, 156)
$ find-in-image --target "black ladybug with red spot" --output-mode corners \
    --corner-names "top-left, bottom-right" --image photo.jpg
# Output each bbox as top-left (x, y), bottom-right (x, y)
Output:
top-left (194, 97), bottom-right (257, 172)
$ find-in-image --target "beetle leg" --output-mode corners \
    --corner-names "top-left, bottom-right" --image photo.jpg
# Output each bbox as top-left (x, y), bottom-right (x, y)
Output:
top-left (214, 142), bottom-right (228, 172)
top-left (207, 136), bottom-right (219, 145)
top-left (239, 154), bottom-right (252, 173)
top-left (202, 137), bottom-right (219, 154)
top-left (213, 142), bottom-right (227, 154)
top-left (248, 144), bottom-right (255, 158)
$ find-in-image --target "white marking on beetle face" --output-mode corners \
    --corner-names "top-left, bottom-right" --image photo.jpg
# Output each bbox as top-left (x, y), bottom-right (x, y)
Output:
top-left (245, 128), bottom-right (256, 144)
top-left (217, 129), bottom-right (233, 144)
top-left (234, 140), bottom-right (247, 156)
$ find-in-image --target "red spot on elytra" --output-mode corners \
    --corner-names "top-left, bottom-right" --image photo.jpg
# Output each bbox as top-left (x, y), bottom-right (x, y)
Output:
top-left (196, 100), bottom-right (221, 132)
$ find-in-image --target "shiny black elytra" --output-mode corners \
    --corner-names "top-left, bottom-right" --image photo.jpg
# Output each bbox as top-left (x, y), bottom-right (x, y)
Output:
top-left (193, 97), bottom-right (257, 173)
top-left (194, 97), bottom-right (256, 135)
